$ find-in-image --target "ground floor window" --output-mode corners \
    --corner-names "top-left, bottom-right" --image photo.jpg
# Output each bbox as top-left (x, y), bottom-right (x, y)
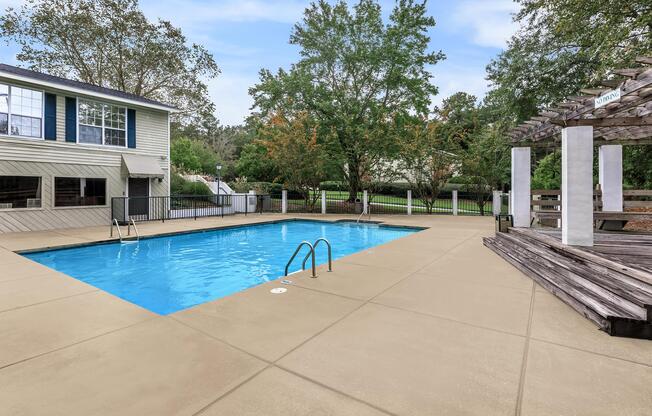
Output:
top-left (0, 176), bottom-right (42, 209)
top-left (54, 177), bottom-right (107, 207)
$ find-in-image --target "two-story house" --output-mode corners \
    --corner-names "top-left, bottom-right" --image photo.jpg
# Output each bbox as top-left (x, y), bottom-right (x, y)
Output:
top-left (0, 64), bottom-right (175, 232)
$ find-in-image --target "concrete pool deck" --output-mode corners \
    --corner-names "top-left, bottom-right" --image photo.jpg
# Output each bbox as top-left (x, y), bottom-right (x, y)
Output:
top-left (0, 214), bottom-right (650, 415)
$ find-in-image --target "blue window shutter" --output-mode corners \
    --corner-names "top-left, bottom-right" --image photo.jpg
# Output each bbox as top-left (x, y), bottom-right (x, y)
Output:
top-left (127, 109), bottom-right (136, 148)
top-left (44, 93), bottom-right (57, 140)
top-left (64, 97), bottom-right (76, 142)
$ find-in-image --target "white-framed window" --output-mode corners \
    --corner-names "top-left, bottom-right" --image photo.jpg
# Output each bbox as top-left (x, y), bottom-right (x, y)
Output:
top-left (0, 83), bottom-right (43, 139)
top-left (78, 99), bottom-right (126, 147)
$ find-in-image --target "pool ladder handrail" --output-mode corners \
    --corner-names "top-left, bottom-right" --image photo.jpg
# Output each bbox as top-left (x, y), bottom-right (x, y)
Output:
top-left (302, 238), bottom-right (332, 273)
top-left (127, 218), bottom-right (140, 241)
top-left (111, 218), bottom-right (123, 242)
top-left (356, 203), bottom-right (371, 223)
top-left (285, 241), bottom-right (316, 278)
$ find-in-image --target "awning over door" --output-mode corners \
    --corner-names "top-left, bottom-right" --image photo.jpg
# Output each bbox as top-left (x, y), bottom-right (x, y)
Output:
top-left (121, 154), bottom-right (165, 178)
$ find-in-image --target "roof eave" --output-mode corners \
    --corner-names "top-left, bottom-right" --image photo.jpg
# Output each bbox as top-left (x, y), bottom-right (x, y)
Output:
top-left (0, 70), bottom-right (180, 113)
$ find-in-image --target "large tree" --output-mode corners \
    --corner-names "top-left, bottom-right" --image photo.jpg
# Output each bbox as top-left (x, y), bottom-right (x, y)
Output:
top-left (250, 0), bottom-right (444, 200)
top-left (1, 0), bottom-right (219, 124)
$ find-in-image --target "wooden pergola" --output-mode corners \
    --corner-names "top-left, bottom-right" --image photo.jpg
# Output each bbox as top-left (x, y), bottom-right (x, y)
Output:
top-left (508, 56), bottom-right (652, 147)
top-left (505, 57), bottom-right (652, 246)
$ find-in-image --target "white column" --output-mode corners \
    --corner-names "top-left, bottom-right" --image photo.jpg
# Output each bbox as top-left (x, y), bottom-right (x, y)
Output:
top-left (281, 190), bottom-right (288, 214)
top-left (363, 190), bottom-right (368, 214)
top-left (407, 190), bottom-right (412, 215)
top-left (452, 190), bottom-right (458, 215)
top-left (321, 190), bottom-right (327, 214)
top-left (507, 191), bottom-right (512, 215)
top-left (492, 190), bottom-right (502, 216)
top-left (562, 126), bottom-right (594, 246)
top-left (598, 145), bottom-right (623, 212)
top-left (511, 147), bottom-right (531, 227)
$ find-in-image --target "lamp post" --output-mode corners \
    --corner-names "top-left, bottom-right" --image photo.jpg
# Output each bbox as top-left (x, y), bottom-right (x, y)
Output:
top-left (215, 164), bottom-right (222, 207)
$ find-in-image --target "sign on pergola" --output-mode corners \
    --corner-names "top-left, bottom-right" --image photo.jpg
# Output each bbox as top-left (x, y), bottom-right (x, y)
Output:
top-left (508, 57), bottom-right (652, 146)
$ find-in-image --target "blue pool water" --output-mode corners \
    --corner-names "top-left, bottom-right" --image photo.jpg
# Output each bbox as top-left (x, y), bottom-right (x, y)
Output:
top-left (24, 220), bottom-right (419, 314)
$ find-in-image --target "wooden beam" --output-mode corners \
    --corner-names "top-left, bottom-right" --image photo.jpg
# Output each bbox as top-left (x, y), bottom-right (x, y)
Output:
top-left (549, 115), bottom-right (652, 127)
top-left (599, 80), bottom-right (623, 88)
top-left (613, 68), bottom-right (646, 78)
top-left (581, 88), bottom-right (608, 96)
top-left (635, 57), bottom-right (652, 65)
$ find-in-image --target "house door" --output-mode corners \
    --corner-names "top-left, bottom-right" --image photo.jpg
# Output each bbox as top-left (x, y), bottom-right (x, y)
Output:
top-left (128, 178), bottom-right (149, 219)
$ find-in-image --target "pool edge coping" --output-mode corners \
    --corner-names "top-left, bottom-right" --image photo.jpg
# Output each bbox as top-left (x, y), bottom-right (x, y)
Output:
top-left (15, 217), bottom-right (428, 255)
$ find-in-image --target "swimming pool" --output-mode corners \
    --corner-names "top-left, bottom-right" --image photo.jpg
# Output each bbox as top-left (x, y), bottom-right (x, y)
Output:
top-left (24, 220), bottom-right (420, 314)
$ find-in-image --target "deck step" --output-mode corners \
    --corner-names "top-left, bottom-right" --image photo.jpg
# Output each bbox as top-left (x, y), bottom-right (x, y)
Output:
top-left (484, 231), bottom-right (652, 339)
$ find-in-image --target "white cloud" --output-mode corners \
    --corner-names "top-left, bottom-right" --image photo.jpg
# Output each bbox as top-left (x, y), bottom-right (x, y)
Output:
top-left (207, 72), bottom-right (258, 126)
top-left (142, 0), bottom-right (306, 26)
top-left (451, 0), bottom-right (519, 49)
top-left (430, 63), bottom-right (490, 107)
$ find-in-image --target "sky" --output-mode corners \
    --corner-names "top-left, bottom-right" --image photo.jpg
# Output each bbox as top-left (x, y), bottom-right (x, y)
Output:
top-left (0, 0), bottom-right (520, 126)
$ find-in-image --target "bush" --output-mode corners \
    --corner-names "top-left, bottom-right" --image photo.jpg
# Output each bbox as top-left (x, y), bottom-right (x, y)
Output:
top-left (320, 181), bottom-right (348, 191)
top-left (171, 173), bottom-right (212, 196)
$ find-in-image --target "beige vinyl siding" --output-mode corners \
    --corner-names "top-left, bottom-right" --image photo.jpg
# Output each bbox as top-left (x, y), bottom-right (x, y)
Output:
top-left (0, 160), bottom-right (170, 233)
top-left (0, 160), bottom-right (122, 233)
top-left (135, 109), bottom-right (168, 157)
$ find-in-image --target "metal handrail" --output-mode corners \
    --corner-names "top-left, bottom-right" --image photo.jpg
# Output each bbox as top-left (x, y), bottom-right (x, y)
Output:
top-left (127, 218), bottom-right (140, 241)
top-left (285, 241), bottom-right (316, 278)
top-left (302, 238), bottom-right (332, 272)
top-left (111, 219), bottom-right (123, 243)
top-left (357, 203), bottom-right (371, 223)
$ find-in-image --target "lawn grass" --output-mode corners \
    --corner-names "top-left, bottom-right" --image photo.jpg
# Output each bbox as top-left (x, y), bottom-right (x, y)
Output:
top-left (271, 190), bottom-right (488, 215)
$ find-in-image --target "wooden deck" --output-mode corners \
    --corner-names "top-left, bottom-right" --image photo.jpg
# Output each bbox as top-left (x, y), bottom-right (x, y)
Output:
top-left (484, 228), bottom-right (652, 339)
top-left (541, 230), bottom-right (652, 273)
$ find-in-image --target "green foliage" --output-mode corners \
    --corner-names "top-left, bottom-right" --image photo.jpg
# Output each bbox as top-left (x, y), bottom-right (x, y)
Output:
top-left (260, 112), bottom-right (329, 210)
top-left (0, 0), bottom-right (219, 124)
top-left (170, 138), bottom-right (220, 175)
top-left (623, 146), bottom-right (652, 189)
top-left (250, 0), bottom-right (444, 200)
top-left (395, 120), bottom-right (456, 213)
top-left (170, 173), bottom-right (212, 196)
top-left (235, 143), bottom-right (278, 182)
top-left (486, 0), bottom-right (651, 123)
top-left (435, 92), bottom-right (481, 149)
top-left (457, 123), bottom-right (511, 215)
top-left (531, 151), bottom-right (562, 190)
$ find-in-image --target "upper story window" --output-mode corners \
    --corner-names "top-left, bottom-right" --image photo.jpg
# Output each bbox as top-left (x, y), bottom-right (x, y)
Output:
top-left (78, 99), bottom-right (126, 147)
top-left (0, 84), bottom-right (43, 138)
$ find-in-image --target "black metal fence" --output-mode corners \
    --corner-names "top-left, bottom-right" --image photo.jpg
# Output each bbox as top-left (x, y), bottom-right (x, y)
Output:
top-left (111, 194), bottom-right (269, 223)
top-left (111, 189), bottom-right (505, 224)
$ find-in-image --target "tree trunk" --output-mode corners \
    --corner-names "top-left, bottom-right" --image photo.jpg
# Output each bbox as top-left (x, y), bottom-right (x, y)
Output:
top-left (347, 162), bottom-right (360, 202)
